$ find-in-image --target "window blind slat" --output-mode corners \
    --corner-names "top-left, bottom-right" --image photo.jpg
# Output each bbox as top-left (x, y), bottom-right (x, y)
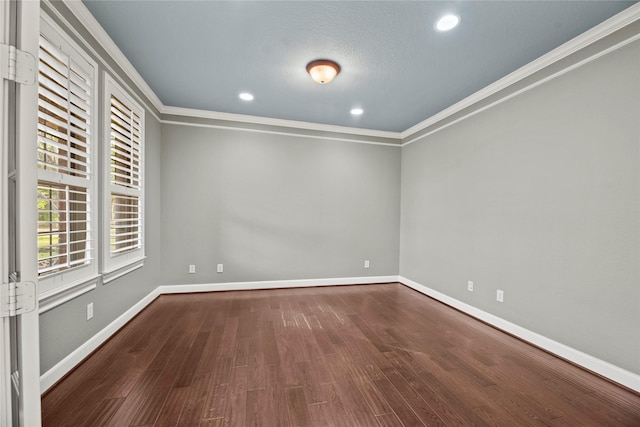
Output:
top-left (107, 85), bottom-right (143, 258)
top-left (38, 28), bottom-right (95, 279)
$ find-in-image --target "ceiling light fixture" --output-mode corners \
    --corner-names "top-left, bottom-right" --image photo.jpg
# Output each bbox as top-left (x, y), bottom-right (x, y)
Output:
top-left (239, 92), bottom-right (254, 101)
top-left (306, 59), bottom-right (341, 84)
top-left (436, 14), bottom-right (460, 31)
top-left (350, 108), bottom-right (363, 116)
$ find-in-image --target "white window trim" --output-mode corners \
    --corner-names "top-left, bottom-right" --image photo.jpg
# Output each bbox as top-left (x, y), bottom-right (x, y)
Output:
top-left (37, 14), bottom-right (99, 303)
top-left (102, 73), bottom-right (145, 280)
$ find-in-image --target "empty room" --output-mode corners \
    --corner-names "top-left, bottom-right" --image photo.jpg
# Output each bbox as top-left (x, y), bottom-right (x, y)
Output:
top-left (1, 0), bottom-right (640, 426)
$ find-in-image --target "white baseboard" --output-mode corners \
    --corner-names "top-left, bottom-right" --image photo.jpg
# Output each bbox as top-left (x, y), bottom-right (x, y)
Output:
top-left (41, 275), bottom-right (639, 394)
top-left (159, 275), bottom-right (400, 294)
top-left (40, 288), bottom-right (161, 393)
top-left (40, 276), bottom-right (398, 393)
top-left (399, 276), bottom-right (640, 393)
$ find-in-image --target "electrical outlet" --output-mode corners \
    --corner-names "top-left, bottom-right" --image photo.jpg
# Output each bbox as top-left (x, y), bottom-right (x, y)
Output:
top-left (217, 264), bottom-right (224, 273)
top-left (467, 281), bottom-right (473, 292)
top-left (496, 289), bottom-right (504, 302)
top-left (364, 260), bottom-right (370, 269)
top-left (87, 303), bottom-right (94, 320)
top-left (189, 264), bottom-right (196, 274)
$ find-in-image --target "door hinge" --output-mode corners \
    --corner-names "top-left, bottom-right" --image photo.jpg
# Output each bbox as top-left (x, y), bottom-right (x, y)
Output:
top-left (0, 43), bottom-right (36, 85)
top-left (1, 273), bottom-right (36, 317)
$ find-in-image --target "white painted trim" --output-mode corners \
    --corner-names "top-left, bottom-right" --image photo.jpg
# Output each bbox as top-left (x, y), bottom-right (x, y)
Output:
top-left (43, 1), bottom-right (162, 123)
top-left (60, 0), bottom-right (640, 144)
top-left (162, 120), bottom-right (402, 147)
top-left (101, 258), bottom-right (145, 284)
top-left (400, 3), bottom-right (640, 140)
top-left (39, 275), bottom-right (99, 314)
top-left (39, 287), bottom-right (161, 393)
top-left (161, 106), bottom-right (400, 140)
top-left (62, 0), bottom-right (163, 112)
top-left (402, 32), bottom-right (640, 147)
top-left (398, 276), bottom-right (640, 393)
top-left (40, 275), bottom-right (640, 394)
top-left (39, 276), bottom-right (398, 393)
top-left (159, 276), bottom-right (400, 294)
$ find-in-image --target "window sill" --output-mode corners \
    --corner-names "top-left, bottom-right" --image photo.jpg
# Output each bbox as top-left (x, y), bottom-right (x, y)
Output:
top-left (102, 257), bottom-right (146, 284)
top-left (39, 275), bottom-right (100, 314)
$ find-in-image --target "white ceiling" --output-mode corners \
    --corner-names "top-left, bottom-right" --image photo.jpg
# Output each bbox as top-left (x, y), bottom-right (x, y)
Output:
top-left (82, 0), bottom-right (636, 133)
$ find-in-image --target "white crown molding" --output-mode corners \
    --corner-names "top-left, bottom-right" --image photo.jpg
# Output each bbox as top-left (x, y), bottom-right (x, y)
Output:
top-left (400, 2), bottom-right (640, 140)
top-left (63, 0), bottom-right (401, 140)
top-left (402, 30), bottom-right (640, 147)
top-left (63, 0), bottom-right (163, 112)
top-left (398, 276), bottom-right (640, 393)
top-left (162, 119), bottom-right (402, 147)
top-left (62, 0), bottom-right (639, 143)
top-left (161, 105), bottom-right (401, 140)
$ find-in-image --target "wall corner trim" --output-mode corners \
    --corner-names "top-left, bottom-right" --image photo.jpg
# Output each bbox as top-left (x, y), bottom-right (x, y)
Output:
top-left (398, 276), bottom-right (640, 393)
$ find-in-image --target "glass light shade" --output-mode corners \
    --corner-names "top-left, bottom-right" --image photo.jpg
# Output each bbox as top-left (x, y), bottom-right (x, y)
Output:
top-left (306, 60), bottom-right (341, 84)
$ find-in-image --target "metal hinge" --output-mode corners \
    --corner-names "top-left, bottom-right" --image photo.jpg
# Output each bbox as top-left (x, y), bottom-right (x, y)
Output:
top-left (1, 273), bottom-right (36, 317)
top-left (0, 43), bottom-right (36, 85)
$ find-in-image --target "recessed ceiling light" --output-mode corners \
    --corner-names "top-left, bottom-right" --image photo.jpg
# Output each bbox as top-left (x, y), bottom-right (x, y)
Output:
top-left (436, 14), bottom-right (460, 32)
top-left (239, 92), bottom-right (254, 101)
top-left (350, 108), bottom-right (364, 116)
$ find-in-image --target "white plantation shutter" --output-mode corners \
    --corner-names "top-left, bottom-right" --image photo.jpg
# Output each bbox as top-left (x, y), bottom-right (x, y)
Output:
top-left (37, 29), bottom-right (95, 279)
top-left (110, 94), bottom-right (142, 191)
top-left (105, 77), bottom-right (144, 264)
top-left (37, 184), bottom-right (90, 275)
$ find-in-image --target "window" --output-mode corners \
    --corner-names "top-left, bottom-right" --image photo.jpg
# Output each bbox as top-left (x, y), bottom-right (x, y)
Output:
top-left (37, 17), bottom-right (98, 299)
top-left (103, 76), bottom-right (145, 280)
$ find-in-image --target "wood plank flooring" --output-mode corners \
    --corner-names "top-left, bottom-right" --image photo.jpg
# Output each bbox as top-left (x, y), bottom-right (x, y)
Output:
top-left (42, 283), bottom-right (640, 426)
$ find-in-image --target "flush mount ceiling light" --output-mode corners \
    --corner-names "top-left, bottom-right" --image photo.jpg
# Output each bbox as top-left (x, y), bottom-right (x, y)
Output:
top-left (306, 59), bottom-right (341, 84)
top-left (239, 92), bottom-right (254, 101)
top-left (436, 14), bottom-right (460, 31)
top-left (350, 108), bottom-right (364, 116)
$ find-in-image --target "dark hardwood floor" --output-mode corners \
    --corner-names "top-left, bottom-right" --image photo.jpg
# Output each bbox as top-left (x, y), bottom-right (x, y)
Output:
top-left (42, 283), bottom-right (640, 426)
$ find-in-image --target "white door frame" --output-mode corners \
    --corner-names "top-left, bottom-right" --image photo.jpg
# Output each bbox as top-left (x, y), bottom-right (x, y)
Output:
top-left (1, 0), bottom-right (11, 424)
top-left (2, 0), bottom-right (41, 425)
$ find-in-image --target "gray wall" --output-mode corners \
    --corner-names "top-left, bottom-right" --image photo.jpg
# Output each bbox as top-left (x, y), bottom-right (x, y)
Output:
top-left (161, 125), bottom-right (401, 285)
top-left (38, 2), bottom-right (166, 374)
top-left (39, 114), bottom-right (162, 374)
top-left (38, 0), bottom-right (638, 382)
top-left (400, 41), bottom-right (640, 374)
top-left (38, 2), bottom-right (165, 375)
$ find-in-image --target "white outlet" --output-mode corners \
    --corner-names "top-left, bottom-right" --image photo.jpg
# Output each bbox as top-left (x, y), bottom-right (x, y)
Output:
top-left (364, 260), bottom-right (370, 269)
top-left (87, 303), bottom-right (94, 320)
top-left (496, 289), bottom-right (504, 302)
top-left (217, 264), bottom-right (224, 273)
top-left (467, 281), bottom-right (473, 292)
top-left (189, 264), bottom-right (196, 274)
